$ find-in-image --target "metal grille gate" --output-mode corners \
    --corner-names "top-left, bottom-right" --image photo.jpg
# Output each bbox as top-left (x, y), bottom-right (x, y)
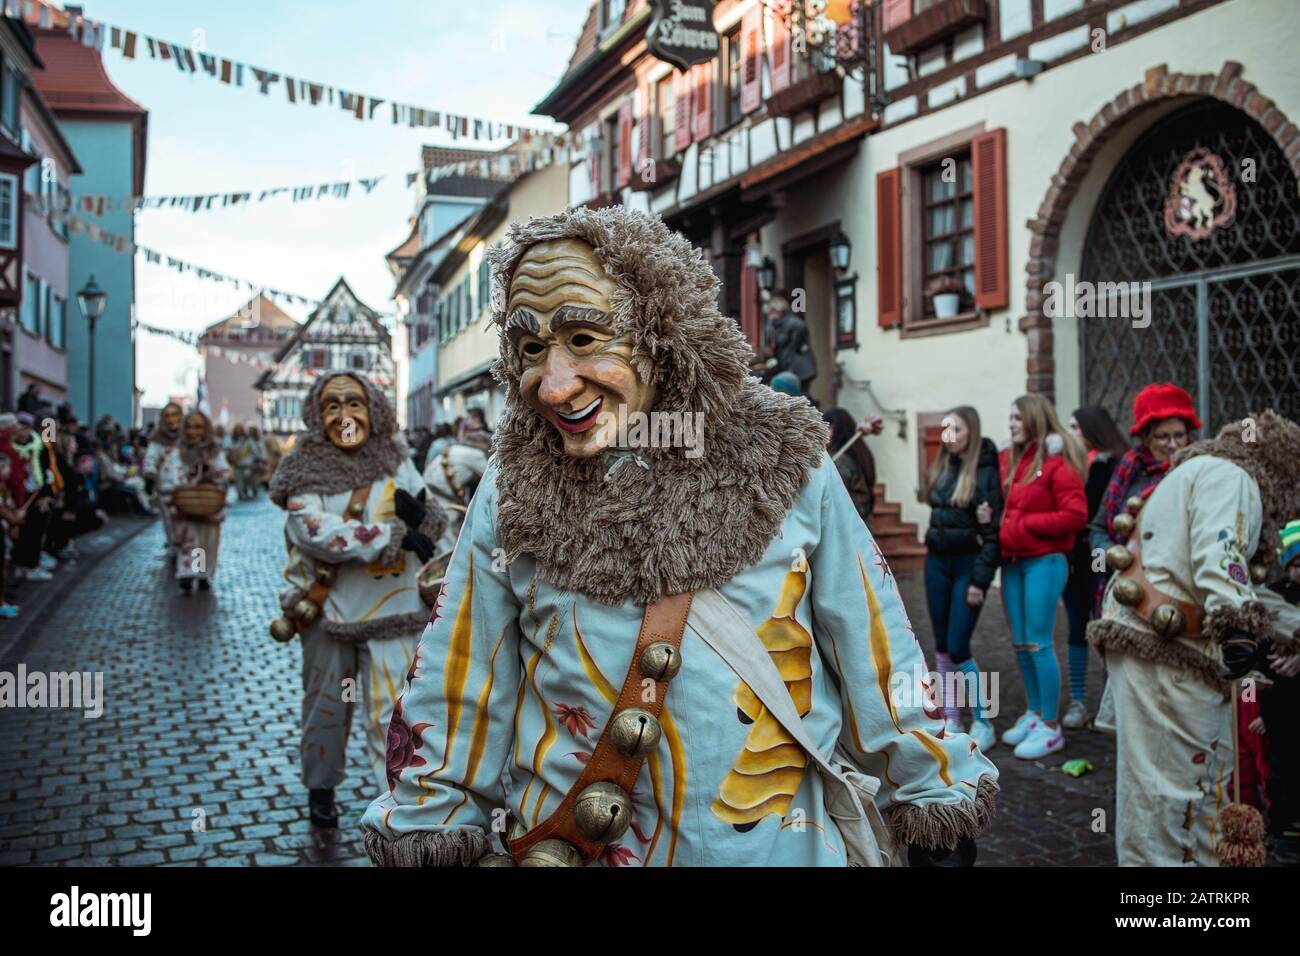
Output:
top-left (1079, 102), bottom-right (1300, 432)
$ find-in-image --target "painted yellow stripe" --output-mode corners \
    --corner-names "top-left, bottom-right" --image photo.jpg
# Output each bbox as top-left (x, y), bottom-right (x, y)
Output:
top-left (462, 629), bottom-right (508, 789)
top-left (830, 625), bottom-right (899, 790)
top-left (660, 705), bottom-right (686, 867)
top-left (910, 730), bottom-right (953, 786)
top-left (516, 649), bottom-right (543, 818)
top-left (358, 585), bottom-right (417, 621)
top-left (860, 552), bottom-right (903, 734)
top-left (427, 551), bottom-right (475, 776)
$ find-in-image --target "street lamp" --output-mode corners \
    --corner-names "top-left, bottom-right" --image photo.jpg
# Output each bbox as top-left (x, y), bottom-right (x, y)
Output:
top-left (757, 257), bottom-right (777, 292)
top-left (829, 232), bottom-right (852, 271)
top-left (76, 275), bottom-right (108, 425)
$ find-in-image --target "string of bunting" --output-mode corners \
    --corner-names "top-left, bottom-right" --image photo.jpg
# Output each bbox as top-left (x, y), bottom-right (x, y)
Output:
top-left (9, 0), bottom-right (558, 142)
top-left (26, 141), bottom-right (573, 218)
top-left (133, 321), bottom-right (394, 386)
top-left (26, 175), bottom-right (387, 217)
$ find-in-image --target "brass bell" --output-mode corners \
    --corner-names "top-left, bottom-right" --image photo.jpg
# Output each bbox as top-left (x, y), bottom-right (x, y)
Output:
top-left (269, 616), bottom-right (296, 643)
top-left (1105, 545), bottom-right (1133, 572)
top-left (315, 564), bottom-right (337, 586)
top-left (293, 598), bottom-right (320, 626)
top-left (609, 708), bottom-right (661, 758)
top-left (472, 852), bottom-right (517, 867)
top-left (1113, 577), bottom-right (1144, 607)
top-left (1111, 513), bottom-right (1135, 538)
top-left (1150, 603), bottom-right (1186, 639)
top-left (572, 781), bottom-right (633, 842)
top-left (1125, 495), bottom-right (1146, 515)
top-left (347, 501), bottom-right (366, 518)
top-left (1250, 563), bottom-right (1269, 584)
top-left (640, 642), bottom-right (681, 682)
top-left (519, 838), bottom-right (584, 867)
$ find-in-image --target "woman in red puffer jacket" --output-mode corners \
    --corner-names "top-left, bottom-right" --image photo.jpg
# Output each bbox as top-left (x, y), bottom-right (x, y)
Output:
top-left (993, 394), bottom-right (1088, 761)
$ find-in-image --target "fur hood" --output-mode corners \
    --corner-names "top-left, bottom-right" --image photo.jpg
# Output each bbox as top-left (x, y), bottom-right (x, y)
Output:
top-left (1172, 410), bottom-right (1300, 572)
top-left (486, 205), bottom-right (828, 607)
top-left (270, 371), bottom-right (406, 507)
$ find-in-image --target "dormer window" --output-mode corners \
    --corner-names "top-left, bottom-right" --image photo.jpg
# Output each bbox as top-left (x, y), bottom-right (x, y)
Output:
top-left (600, 0), bottom-right (627, 35)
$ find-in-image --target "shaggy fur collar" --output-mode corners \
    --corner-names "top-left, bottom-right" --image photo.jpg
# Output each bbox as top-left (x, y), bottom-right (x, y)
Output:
top-left (1173, 410), bottom-right (1300, 572)
top-left (270, 372), bottom-right (405, 507)
top-left (486, 206), bottom-right (827, 607)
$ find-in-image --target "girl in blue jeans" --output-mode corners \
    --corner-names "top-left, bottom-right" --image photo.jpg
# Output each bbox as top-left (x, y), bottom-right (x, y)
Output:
top-left (922, 407), bottom-right (1002, 752)
top-left (995, 395), bottom-right (1088, 759)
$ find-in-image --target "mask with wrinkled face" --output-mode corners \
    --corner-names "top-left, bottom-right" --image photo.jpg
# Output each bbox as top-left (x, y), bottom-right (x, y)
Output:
top-left (507, 238), bottom-right (654, 458)
top-left (320, 375), bottom-right (370, 450)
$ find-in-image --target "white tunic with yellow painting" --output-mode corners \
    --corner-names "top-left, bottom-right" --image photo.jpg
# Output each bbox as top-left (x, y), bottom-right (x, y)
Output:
top-left (282, 457), bottom-right (430, 792)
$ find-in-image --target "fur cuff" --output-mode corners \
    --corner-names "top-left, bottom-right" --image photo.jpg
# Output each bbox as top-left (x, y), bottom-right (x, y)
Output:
top-left (1202, 601), bottom-right (1278, 645)
top-left (363, 828), bottom-right (488, 867)
top-left (322, 610), bottom-right (430, 643)
top-left (378, 520), bottom-right (408, 567)
top-left (885, 776), bottom-right (998, 850)
top-left (1087, 618), bottom-right (1229, 693)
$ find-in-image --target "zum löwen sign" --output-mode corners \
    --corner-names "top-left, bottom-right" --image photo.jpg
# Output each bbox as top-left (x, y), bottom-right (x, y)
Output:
top-left (647, 0), bottom-right (720, 71)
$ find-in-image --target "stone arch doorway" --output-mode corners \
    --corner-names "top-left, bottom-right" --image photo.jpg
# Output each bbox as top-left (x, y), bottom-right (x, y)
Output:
top-left (1020, 62), bottom-right (1300, 429)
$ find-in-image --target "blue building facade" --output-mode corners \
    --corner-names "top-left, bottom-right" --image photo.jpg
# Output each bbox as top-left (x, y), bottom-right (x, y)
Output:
top-left (31, 24), bottom-right (147, 427)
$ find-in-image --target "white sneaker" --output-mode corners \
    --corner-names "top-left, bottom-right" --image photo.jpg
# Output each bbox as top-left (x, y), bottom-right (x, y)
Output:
top-left (24, 567), bottom-right (53, 582)
top-left (1001, 711), bottom-right (1038, 746)
top-left (1062, 698), bottom-right (1088, 729)
top-left (1013, 722), bottom-right (1065, 759)
top-left (969, 719), bottom-right (996, 752)
top-left (38, 553), bottom-right (57, 571)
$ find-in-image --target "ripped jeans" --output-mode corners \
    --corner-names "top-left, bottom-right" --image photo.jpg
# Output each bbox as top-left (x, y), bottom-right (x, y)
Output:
top-left (1000, 553), bottom-right (1067, 722)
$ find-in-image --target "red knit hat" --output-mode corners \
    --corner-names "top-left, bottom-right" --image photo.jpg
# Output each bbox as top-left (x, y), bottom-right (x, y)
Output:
top-left (1129, 383), bottom-right (1202, 436)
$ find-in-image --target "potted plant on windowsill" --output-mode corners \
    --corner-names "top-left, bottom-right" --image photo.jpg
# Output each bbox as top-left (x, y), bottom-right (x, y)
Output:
top-left (926, 275), bottom-right (964, 319)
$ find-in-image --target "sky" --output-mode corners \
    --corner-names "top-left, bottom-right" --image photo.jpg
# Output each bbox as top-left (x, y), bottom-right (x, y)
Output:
top-left (75, 0), bottom-right (590, 406)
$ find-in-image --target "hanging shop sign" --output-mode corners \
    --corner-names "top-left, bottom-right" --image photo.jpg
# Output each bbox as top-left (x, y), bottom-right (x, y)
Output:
top-left (647, 0), bottom-right (720, 71)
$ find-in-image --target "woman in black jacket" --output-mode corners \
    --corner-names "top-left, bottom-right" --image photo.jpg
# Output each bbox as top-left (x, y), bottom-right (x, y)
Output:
top-left (923, 406), bottom-right (1002, 751)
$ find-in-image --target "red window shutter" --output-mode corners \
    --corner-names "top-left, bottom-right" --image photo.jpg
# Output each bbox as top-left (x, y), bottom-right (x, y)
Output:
top-left (770, 7), bottom-right (791, 93)
top-left (876, 167), bottom-right (903, 328)
top-left (674, 69), bottom-right (693, 149)
top-left (692, 62), bottom-right (712, 142)
top-left (617, 98), bottom-right (633, 188)
top-left (972, 127), bottom-right (1009, 311)
top-left (882, 0), bottom-right (912, 32)
top-left (740, 8), bottom-right (762, 114)
top-left (586, 121), bottom-right (602, 198)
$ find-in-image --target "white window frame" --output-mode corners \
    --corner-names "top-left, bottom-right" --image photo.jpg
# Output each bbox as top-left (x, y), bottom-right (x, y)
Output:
top-left (0, 171), bottom-right (17, 250)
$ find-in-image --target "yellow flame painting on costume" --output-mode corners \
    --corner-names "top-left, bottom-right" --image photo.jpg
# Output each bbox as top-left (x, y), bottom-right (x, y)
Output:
top-left (368, 479), bottom-right (406, 577)
top-left (712, 558), bottom-right (813, 828)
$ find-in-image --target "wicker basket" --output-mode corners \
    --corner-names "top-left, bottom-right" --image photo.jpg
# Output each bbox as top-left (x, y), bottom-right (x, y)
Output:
top-left (172, 484), bottom-right (226, 519)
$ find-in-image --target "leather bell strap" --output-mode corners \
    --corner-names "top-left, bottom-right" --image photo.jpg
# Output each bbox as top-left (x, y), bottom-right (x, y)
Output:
top-left (506, 591), bottom-right (694, 865)
top-left (296, 484), bottom-right (372, 634)
top-left (1119, 514), bottom-right (1204, 637)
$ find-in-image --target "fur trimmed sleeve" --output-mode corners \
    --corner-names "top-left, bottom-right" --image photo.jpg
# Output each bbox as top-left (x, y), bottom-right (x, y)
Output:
top-left (363, 828), bottom-right (488, 867)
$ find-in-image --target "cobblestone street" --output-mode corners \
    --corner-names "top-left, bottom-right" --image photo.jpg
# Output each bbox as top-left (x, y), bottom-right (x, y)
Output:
top-left (0, 493), bottom-right (1115, 866)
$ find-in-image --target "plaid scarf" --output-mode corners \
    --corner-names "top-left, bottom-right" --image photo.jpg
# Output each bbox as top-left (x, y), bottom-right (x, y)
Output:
top-left (1101, 445), bottom-right (1170, 543)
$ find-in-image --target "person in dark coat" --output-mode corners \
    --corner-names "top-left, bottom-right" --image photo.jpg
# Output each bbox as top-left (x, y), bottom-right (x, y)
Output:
top-left (763, 294), bottom-right (817, 393)
top-left (823, 407), bottom-right (876, 529)
top-left (922, 406), bottom-right (1002, 751)
top-left (1060, 404), bottom-right (1130, 728)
